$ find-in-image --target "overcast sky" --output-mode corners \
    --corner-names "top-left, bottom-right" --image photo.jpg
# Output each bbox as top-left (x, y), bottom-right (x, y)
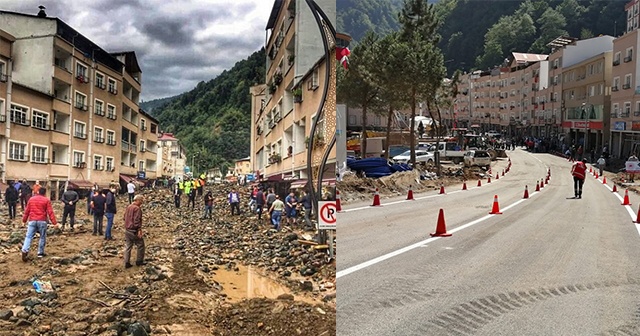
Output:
top-left (0, 0), bottom-right (273, 101)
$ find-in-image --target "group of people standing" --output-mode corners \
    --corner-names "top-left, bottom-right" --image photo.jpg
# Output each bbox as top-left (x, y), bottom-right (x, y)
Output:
top-left (10, 179), bottom-right (146, 269)
top-left (4, 179), bottom-right (42, 220)
top-left (246, 187), bottom-right (314, 231)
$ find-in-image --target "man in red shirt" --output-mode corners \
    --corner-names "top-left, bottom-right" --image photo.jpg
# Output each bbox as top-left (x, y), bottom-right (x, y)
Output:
top-left (21, 187), bottom-right (58, 261)
top-left (571, 158), bottom-right (587, 199)
top-left (123, 194), bottom-right (146, 268)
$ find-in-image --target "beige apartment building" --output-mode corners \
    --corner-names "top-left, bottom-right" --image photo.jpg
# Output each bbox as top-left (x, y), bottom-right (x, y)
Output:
top-left (250, 0), bottom-right (336, 190)
top-left (157, 132), bottom-right (186, 180)
top-left (611, 1), bottom-right (640, 158)
top-left (451, 35), bottom-right (614, 156)
top-left (0, 9), bottom-right (159, 195)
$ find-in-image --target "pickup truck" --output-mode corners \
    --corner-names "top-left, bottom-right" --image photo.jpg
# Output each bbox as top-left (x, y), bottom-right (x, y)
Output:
top-left (428, 142), bottom-right (466, 164)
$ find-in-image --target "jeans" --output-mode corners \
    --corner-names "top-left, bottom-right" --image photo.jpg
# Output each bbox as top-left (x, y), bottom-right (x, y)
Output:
top-left (128, 193), bottom-right (134, 204)
top-left (105, 212), bottom-right (115, 239)
top-left (573, 177), bottom-right (585, 197)
top-left (62, 206), bottom-right (76, 228)
top-left (22, 221), bottom-right (47, 255)
top-left (174, 195), bottom-right (181, 208)
top-left (203, 205), bottom-right (213, 219)
top-left (7, 202), bottom-right (16, 219)
top-left (304, 207), bottom-right (312, 227)
top-left (93, 214), bottom-right (104, 234)
top-left (271, 210), bottom-right (282, 230)
top-left (256, 204), bottom-right (264, 220)
top-left (230, 202), bottom-right (240, 215)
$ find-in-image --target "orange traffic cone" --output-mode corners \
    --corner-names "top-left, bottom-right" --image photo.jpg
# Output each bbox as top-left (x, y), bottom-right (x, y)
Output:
top-left (502, 170), bottom-right (505, 177)
top-left (430, 209), bottom-right (452, 237)
top-left (589, 167), bottom-right (592, 173)
top-left (462, 181), bottom-right (468, 190)
top-left (540, 179), bottom-right (544, 188)
top-left (548, 168), bottom-right (551, 176)
top-left (487, 176), bottom-right (492, 183)
top-left (336, 189), bottom-right (342, 212)
top-left (407, 185), bottom-right (414, 200)
top-left (595, 172), bottom-right (599, 179)
top-left (477, 179), bottom-right (482, 187)
top-left (634, 205), bottom-right (640, 223)
top-left (371, 188), bottom-right (381, 206)
top-left (622, 189), bottom-right (632, 206)
top-left (613, 184), bottom-right (618, 192)
top-left (496, 173), bottom-right (499, 180)
top-left (489, 195), bottom-right (502, 214)
top-left (535, 181), bottom-right (540, 192)
top-left (439, 184), bottom-right (446, 195)
top-left (523, 185), bottom-right (529, 199)
top-left (545, 176), bottom-right (549, 184)
top-left (603, 176), bottom-right (607, 184)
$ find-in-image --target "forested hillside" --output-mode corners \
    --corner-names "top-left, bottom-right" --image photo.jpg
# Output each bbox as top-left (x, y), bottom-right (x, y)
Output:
top-left (139, 95), bottom-right (178, 114)
top-left (151, 48), bottom-right (266, 173)
top-left (337, 0), bottom-right (627, 74)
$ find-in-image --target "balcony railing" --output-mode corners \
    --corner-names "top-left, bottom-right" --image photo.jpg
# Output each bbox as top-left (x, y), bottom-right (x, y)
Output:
top-left (94, 165), bottom-right (103, 171)
top-left (32, 122), bottom-right (49, 130)
top-left (74, 132), bottom-right (86, 139)
top-left (95, 109), bottom-right (105, 116)
top-left (122, 141), bottom-right (130, 150)
top-left (620, 111), bottom-right (631, 117)
top-left (613, 60), bottom-right (620, 66)
top-left (31, 157), bottom-right (49, 164)
top-left (9, 155), bottom-right (29, 162)
top-left (625, 56), bottom-right (633, 63)
top-left (73, 161), bottom-right (86, 168)
top-left (95, 82), bottom-right (106, 90)
top-left (635, 110), bottom-right (640, 116)
top-left (107, 139), bottom-right (116, 146)
top-left (624, 83), bottom-right (631, 90)
top-left (75, 102), bottom-right (88, 111)
top-left (108, 87), bottom-right (118, 95)
top-left (11, 116), bottom-right (29, 126)
top-left (94, 136), bottom-right (105, 143)
top-left (107, 113), bottom-right (117, 120)
top-left (612, 86), bottom-right (619, 92)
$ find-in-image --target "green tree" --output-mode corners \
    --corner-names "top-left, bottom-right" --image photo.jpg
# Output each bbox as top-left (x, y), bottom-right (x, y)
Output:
top-left (477, 14), bottom-right (536, 69)
top-left (530, 7), bottom-right (568, 53)
top-left (398, 0), bottom-right (444, 166)
top-left (337, 31), bottom-right (382, 157)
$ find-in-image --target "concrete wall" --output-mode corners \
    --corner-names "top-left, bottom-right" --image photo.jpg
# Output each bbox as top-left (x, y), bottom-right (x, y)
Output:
top-left (295, 0), bottom-right (336, 81)
top-left (563, 36), bottom-right (615, 69)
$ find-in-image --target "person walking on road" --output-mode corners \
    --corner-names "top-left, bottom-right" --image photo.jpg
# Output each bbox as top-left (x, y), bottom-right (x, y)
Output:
top-left (60, 188), bottom-right (79, 231)
top-left (255, 187), bottom-right (265, 220)
top-left (127, 180), bottom-right (136, 204)
top-left (19, 179), bottom-right (32, 211)
top-left (597, 155), bottom-right (606, 177)
top-left (571, 158), bottom-right (587, 199)
top-left (202, 190), bottom-right (214, 219)
top-left (299, 190), bottom-right (313, 228)
top-left (105, 186), bottom-right (117, 240)
top-left (268, 195), bottom-right (285, 231)
top-left (228, 188), bottom-right (240, 215)
top-left (21, 187), bottom-right (58, 261)
top-left (123, 195), bottom-right (146, 268)
top-left (5, 181), bottom-right (18, 220)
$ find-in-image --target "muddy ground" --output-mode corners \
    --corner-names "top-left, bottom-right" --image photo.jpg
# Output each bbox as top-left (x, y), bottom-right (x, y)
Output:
top-left (0, 186), bottom-right (335, 336)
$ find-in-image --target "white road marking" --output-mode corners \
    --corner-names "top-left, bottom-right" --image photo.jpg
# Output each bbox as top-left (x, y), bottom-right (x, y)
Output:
top-left (336, 190), bottom-right (541, 279)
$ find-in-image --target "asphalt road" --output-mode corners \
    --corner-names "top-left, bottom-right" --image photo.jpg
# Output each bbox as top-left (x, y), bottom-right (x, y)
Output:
top-left (337, 149), bottom-right (640, 336)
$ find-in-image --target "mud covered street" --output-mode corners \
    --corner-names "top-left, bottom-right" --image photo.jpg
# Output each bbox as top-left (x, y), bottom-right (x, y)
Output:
top-left (0, 186), bottom-right (335, 335)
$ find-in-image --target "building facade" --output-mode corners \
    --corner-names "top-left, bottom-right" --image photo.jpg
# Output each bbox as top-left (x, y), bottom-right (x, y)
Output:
top-left (157, 132), bottom-right (186, 180)
top-left (250, 0), bottom-right (336, 189)
top-left (0, 10), bottom-right (159, 194)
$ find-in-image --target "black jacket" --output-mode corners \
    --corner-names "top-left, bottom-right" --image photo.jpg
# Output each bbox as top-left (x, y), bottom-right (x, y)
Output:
top-left (105, 191), bottom-right (117, 214)
top-left (5, 187), bottom-right (18, 203)
top-left (20, 183), bottom-right (32, 196)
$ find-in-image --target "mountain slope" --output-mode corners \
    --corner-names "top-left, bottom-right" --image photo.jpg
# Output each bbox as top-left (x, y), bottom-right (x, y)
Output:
top-left (151, 48), bottom-right (266, 173)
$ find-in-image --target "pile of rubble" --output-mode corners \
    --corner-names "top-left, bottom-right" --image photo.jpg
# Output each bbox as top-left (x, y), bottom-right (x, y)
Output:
top-left (0, 186), bottom-right (336, 335)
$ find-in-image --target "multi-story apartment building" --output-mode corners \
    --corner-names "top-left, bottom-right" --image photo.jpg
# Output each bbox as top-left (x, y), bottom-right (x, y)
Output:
top-left (157, 132), bottom-right (186, 179)
top-left (0, 9), bottom-right (159, 195)
top-left (250, 0), bottom-right (336, 190)
top-left (451, 35), bottom-right (614, 156)
top-left (611, 1), bottom-right (640, 158)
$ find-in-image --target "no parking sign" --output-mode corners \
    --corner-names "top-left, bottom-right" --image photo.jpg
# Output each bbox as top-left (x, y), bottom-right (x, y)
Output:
top-left (318, 201), bottom-right (337, 230)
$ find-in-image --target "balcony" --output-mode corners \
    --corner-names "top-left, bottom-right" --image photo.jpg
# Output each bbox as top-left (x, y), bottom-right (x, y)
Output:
top-left (51, 131), bottom-right (69, 145)
top-left (122, 141), bottom-right (130, 151)
top-left (625, 56), bottom-right (633, 63)
top-left (53, 66), bottom-right (72, 84)
top-left (53, 97), bottom-right (70, 112)
top-left (613, 60), bottom-right (620, 66)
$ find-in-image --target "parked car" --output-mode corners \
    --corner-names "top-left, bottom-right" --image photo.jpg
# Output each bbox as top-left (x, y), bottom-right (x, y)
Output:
top-left (382, 145), bottom-right (411, 159)
top-left (464, 150), bottom-right (491, 168)
top-left (393, 150), bottom-right (434, 165)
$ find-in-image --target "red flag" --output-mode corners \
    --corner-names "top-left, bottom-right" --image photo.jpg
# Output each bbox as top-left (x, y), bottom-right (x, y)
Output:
top-left (336, 46), bottom-right (350, 69)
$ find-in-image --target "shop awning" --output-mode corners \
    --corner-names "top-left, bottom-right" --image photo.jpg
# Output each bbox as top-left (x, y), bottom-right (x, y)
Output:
top-left (119, 175), bottom-right (145, 187)
top-left (68, 179), bottom-right (94, 189)
top-left (290, 180), bottom-right (308, 189)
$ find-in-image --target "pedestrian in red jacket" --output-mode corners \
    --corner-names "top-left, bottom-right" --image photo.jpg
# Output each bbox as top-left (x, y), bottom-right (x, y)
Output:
top-left (571, 158), bottom-right (587, 199)
top-left (21, 187), bottom-right (58, 261)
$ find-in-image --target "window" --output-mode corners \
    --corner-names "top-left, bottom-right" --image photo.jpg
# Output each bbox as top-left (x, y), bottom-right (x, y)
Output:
top-left (31, 110), bottom-right (49, 130)
top-left (625, 74), bottom-right (633, 89)
top-left (0, 61), bottom-right (6, 82)
top-left (636, 102), bottom-right (640, 115)
top-left (614, 52), bottom-right (621, 65)
top-left (75, 92), bottom-right (87, 110)
top-left (613, 77), bottom-right (620, 91)
top-left (74, 121), bottom-right (86, 139)
top-left (348, 115), bottom-right (356, 125)
top-left (31, 145), bottom-right (47, 163)
top-left (10, 104), bottom-right (28, 125)
top-left (95, 72), bottom-right (105, 89)
top-left (307, 67), bottom-right (319, 90)
top-left (107, 130), bottom-right (116, 145)
top-left (140, 140), bottom-right (146, 152)
top-left (9, 141), bottom-right (27, 161)
top-left (625, 102), bottom-right (632, 117)
top-left (108, 78), bottom-right (117, 94)
top-left (107, 104), bottom-right (116, 120)
top-left (139, 160), bottom-right (145, 171)
top-left (94, 127), bottom-right (104, 143)
top-left (73, 151), bottom-right (85, 167)
top-left (95, 100), bottom-right (104, 116)
top-left (613, 103), bottom-right (619, 117)
top-left (94, 155), bottom-right (103, 170)
top-left (626, 48), bottom-right (634, 62)
top-left (76, 62), bottom-right (88, 82)
top-left (589, 85), bottom-right (595, 97)
top-left (106, 157), bottom-right (114, 171)
top-left (140, 119), bottom-right (147, 131)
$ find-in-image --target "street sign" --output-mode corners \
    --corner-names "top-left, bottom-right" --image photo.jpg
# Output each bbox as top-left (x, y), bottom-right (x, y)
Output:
top-left (318, 201), bottom-right (337, 230)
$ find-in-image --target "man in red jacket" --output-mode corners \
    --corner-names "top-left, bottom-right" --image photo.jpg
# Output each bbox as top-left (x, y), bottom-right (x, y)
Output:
top-left (571, 157), bottom-right (587, 199)
top-left (21, 187), bottom-right (58, 261)
top-left (123, 194), bottom-right (146, 268)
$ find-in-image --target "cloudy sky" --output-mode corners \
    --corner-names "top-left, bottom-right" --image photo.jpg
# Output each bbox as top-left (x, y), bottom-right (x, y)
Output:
top-left (0, 0), bottom-right (274, 101)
